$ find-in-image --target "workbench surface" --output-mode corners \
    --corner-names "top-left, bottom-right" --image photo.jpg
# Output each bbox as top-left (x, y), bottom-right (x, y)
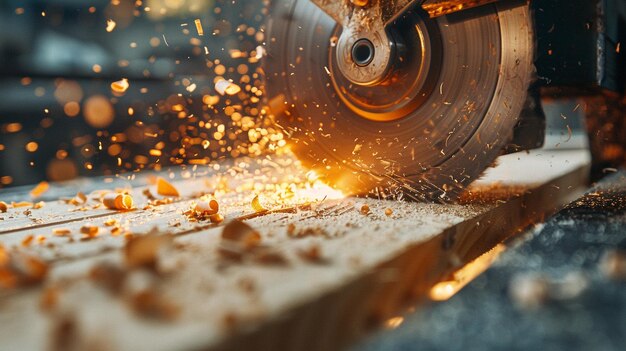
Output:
top-left (0, 150), bottom-right (590, 351)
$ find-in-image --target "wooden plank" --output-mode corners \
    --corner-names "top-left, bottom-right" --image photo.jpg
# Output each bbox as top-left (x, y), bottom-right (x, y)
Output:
top-left (0, 150), bottom-right (589, 351)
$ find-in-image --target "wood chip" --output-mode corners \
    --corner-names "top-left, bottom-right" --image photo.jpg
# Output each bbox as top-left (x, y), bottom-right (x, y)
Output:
top-left (287, 226), bottom-right (329, 239)
top-left (80, 225), bottom-right (99, 237)
top-left (21, 235), bottom-right (34, 247)
top-left (253, 248), bottom-right (288, 266)
top-left (221, 220), bottom-right (261, 251)
top-left (130, 290), bottom-right (179, 321)
top-left (12, 201), bottom-right (33, 208)
top-left (30, 181), bottom-right (49, 199)
top-left (103, 193), bottom-right (134, 211)
top-left (89, 263), bottom-right (126, 293)
top-left (156, 177), bottom-right (179, 197)
top-left (111, 78), bottom-right (129, 93)
top-left (125, 233), bottom-right (172, 269)
top-left (355, 203), bottom-right (370, 215)
top-left (104, 218), bottom-right (118, 227)
top-left (251, 195), bottom-right (267, 213)
top-left (194, 18), bottom-right (204, 36)
top-left (105, 19), bottom-right (116, 32)
top-left (76, 192), bottom-right (87, 203)
top-left (215, 79), bottom-right (241, 96)
top-left (209, 213), bottom-right (224, 224)
top-left (297, 244), bottom-right (325, 263)
top-left (33, 201), bottom-right (45, 209)
top-left (142, 188), bottom-right (156, 200)
top-left (0, 252), bottom-right (49, 288)
top-left (111, 226), bottom-right (124, 236)
top-left (53, 228), bottom-right (71, 237)
top-left (64, 192), bottom-right (87, 206)
top-left (194, 197), bottom-right (219, 215)
top-left (217, 242), bottom-right (245, 262)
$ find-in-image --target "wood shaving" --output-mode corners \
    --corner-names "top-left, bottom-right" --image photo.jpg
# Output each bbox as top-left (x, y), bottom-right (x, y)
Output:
top-left (103, 193), bottom-right (134, 211)
top-left (130, 290), bottom-right (179, 321)
top-left (215, 79), bottom-right (241, 96)
top-left (355, 203), bottom-right (370, 215)
top-left (111, 78), bottom-right (129, 94)
top-left (30, 181), bottom-right (49, 199)
top-left (252, 248), bottom-right (288, 266)
top-left (156, 177), bottom-right (179, 197)
top-left (185, 197), bottom-right (222, 222)
top-left (194, 197), bottom-right (219, 215)
top-left (142, 189), bottom-right (156, 201)
top-left (12, 201), bottom-right (33, 208)
top-left (111, 226), bottom-right (124, 236)
top-left (80, 225), bottom-right (99, 240)
top-left (297, 244), bottom-right (325, 263)
top-left (194, 18), bottom-right (204, 36)
top-left (105, 19), bottom-right (116, 32)
top-left (104, 219), bottom-right (118, 227)
top-left (124, 233), bottom-right (172, 270)
top-left (217, 242), bottom-right (245, 262)
top-left (251, 195), bottom-right (267, 213)
top-left (64, 192), bottom-right (87, 206)
top-left (209, 213), bottom-right (224, 224)
top-left (287, 226), bottom-right (329, 239)
top-left (21, 235), bottom-right (34, 247)
top-left (53, 228), bottom-right (71, 237)
top-left (221, 220), bottom-right (261, 251)
top-left (0, 251), bottom-right (48, 288)
top-left (89, 262), bottom-right (126, 294)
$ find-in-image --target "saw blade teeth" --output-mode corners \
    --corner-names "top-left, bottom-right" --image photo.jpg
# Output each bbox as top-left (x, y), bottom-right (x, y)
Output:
top-left (265, 0), bottom-right (534, 201)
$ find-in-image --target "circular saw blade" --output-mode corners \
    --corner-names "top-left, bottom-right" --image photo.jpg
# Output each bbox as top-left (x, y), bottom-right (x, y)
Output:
top-left (264, 1), bottom-right (534, 201)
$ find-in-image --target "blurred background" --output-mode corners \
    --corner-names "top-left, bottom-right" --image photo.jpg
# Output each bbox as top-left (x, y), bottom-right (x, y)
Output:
top-left (0, 0), bottom-right (278, 188)
top-left (0, 0), bottom-right (592, 189)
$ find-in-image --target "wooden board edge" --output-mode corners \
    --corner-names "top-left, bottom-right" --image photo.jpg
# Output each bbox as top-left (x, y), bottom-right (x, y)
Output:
top-left (212, 162), bottom-right (590, 351)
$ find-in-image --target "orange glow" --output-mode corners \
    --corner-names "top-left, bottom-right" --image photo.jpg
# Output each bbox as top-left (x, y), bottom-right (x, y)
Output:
top-left (25, 142), bottom-right (39, 152)
top-left (64, 102), bottom-right (80, 117)
top-left (84, 95), bottom-right (115, 128)
top-left (384, 316), bottom-right (404, 329)
top-left (430, 244), bottom-right (507, 301)
top-left (5, 123), bottom-right (23, 133)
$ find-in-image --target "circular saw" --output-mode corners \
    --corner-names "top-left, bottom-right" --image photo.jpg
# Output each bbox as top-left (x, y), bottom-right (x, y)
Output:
top-left (265, 0), bottom-right (534, 201)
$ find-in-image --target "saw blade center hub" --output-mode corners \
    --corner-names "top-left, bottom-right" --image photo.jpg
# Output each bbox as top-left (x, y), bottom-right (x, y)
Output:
top-left (352, 39), bottom-right (375, 67)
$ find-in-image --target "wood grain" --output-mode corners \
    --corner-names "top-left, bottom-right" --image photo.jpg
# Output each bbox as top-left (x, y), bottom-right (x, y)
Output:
top-left (0, 150), bottom-right (590, 351)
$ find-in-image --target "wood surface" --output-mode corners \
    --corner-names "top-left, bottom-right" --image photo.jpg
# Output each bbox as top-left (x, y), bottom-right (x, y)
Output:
top-left (0, 150), bottom-right (590, 351)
